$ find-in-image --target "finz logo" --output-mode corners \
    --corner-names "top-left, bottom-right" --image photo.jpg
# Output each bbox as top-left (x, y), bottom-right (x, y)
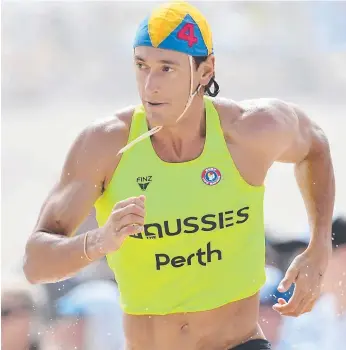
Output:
top-left (137, 176), bottom-right (152, 191)
top-left (201, 167), bottom-right (221, 186)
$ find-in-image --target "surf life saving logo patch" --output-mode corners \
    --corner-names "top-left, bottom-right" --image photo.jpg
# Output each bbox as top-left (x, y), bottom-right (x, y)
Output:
top-left (201, 167), bottom-right (221, 186)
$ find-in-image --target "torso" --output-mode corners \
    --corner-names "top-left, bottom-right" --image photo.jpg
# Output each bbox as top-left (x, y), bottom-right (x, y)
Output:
top-left (93, 97), bottom-right (272, 350)
top-left (124, 293), bottom-right (263, 350)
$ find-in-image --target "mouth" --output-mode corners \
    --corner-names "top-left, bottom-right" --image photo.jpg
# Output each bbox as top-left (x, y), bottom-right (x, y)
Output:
top-left (146, 101), bottom-right (166, 107)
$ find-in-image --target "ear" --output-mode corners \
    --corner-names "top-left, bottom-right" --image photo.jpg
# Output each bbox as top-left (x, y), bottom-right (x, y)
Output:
top-left (199, 55), bottom-right (215, 86)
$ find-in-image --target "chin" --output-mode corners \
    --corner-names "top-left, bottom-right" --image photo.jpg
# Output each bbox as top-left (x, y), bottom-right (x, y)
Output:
top-left (145, 109), bottom-right (176, 127)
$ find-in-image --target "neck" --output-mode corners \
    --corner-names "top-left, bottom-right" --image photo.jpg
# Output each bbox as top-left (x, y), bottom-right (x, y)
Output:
top-left (152, 96), bottom-right (205, 141)
top-left (149, 96), bottom-right (206, 161)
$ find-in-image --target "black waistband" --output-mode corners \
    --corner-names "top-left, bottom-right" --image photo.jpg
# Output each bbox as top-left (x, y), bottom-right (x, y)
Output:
top-left (230, 339), bottom-right (271, 350)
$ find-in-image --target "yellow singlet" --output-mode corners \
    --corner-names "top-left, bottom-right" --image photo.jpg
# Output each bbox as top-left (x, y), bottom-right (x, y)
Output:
top-left (94, 97), bottom-right (266, 315)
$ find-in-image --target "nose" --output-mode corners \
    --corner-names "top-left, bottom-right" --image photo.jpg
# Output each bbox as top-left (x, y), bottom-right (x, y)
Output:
top-left (145, 70), bottom-right (160, 95)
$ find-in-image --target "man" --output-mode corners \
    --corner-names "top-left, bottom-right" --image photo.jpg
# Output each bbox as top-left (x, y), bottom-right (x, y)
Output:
top-left (2, 275), bottom-right (46, 350)
top-left (23, 2), bottom-right (335, 350)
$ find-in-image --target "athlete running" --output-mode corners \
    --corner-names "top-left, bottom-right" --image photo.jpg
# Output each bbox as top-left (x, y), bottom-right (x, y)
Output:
top-left (23, 2), bottom-right (335, 349)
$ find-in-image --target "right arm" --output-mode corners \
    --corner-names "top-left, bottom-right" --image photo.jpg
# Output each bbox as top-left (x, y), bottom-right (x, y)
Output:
top-left (23, 120), bottom-right (144, 284)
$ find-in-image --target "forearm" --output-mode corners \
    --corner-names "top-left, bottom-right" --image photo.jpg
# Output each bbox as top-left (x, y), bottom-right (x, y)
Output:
top-left (23, 228), bottom-right (106, 284)
top-left (295, 142), bottom-right (335, 249)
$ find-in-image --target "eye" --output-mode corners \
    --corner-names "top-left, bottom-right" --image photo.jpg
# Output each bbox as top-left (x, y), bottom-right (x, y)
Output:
top-left (136, 62), bottom-right (147, 70)
top-left (162, 66), bottom-right (173, 73)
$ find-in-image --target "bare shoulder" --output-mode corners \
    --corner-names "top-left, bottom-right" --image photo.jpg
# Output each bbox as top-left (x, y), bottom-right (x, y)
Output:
top-left (65, 105), bottom-right (136, 185)
top-left (210, 96), bottom-right (242, 126)
top-left (213, 97), bottom-right (299, 135)
top-left (213, 97), bottom-right (303, 152)
top-left (84, 105), bottom-right (136, 149)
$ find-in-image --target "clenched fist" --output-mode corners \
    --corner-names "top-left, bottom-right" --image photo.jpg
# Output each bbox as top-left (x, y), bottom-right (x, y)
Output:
top-left (100, 195), bottom-right (146, 253)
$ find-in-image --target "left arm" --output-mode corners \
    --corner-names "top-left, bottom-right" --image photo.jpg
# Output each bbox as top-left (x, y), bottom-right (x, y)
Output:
top-left (265, 100), bottom-right (335, 316)
top-left (278, 102), bottom-right (335, 252)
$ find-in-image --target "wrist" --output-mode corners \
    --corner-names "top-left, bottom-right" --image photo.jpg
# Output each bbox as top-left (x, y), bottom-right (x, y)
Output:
top-left (309, 233), bottom-right (332, 253)
top-left (307, 237), bottom-right (332, 263)
top-left (84, 228), bottom-right (108, 261)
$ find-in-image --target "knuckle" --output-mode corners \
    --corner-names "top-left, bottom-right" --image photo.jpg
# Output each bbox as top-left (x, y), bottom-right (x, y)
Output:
top-left (114, 199), bottom-right (125, 208)
top-left (134, 205), bottom-right (144, 215)
top-left (128, 203), bottom-right (136, 210)
top-left (126, 197), bottom-right (135, 204)
top-left (127, 204), bottom-right (143, 215)
top-left (111, 208), bottom-right (119, 216)
top-left (111, 207), bottom-right (121, 217)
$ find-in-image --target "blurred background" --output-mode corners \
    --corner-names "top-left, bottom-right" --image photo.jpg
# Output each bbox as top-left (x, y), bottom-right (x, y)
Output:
top-left (2, 1), bottom-right (346, 349)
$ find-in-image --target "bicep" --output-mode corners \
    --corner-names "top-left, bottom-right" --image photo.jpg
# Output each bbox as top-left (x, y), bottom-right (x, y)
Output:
top-left (34, 179), bottom-right (101, 237)
top-left (277, 104), bottom-right (328, 164)
top-left (33, 127), bottom-right (105, 237)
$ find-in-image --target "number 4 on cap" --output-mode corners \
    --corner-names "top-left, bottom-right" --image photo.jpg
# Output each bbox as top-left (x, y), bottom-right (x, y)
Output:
top-left (177, 23), bottom-right (198, 47)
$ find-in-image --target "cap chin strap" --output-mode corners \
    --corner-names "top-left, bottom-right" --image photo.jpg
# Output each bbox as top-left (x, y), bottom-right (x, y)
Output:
top-left (118, 55), bottom-right (201, 155)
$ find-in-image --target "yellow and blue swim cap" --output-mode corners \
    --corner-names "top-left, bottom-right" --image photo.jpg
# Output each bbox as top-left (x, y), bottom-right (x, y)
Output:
top-left (134, 1), bottom-right (213, 57)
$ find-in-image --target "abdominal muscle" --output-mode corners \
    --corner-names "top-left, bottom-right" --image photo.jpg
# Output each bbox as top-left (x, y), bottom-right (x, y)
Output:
top-left (123, 293), bottom-right (265, 350)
